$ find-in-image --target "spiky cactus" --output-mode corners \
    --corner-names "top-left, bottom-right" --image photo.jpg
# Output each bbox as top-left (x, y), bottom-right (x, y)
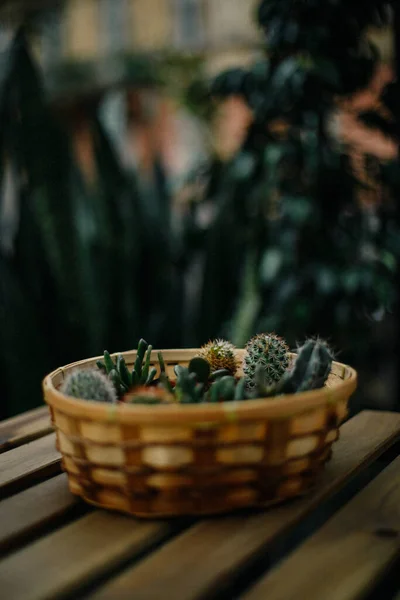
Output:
top-left (61, 369), bottom-right (117, 403)
top-left (254, 338), bottom-right (334, 397)
top-left (243, 333), bottom-right (289, 389)
top-left (281, 339), bottom-right (333, 394)
top-left (198, 339), bottom-right (238, 375)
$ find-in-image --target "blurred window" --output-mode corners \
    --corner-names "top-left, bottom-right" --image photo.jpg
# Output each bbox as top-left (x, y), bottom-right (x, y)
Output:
top-left (173, 0), bottom-right (204, 49)
top-left (99, 0), bottom-right (130, 53)
top-left (40, 7), bottom-right (64, 68)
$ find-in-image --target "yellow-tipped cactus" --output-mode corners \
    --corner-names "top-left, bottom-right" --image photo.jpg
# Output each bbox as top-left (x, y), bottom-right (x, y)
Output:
top-left (198, 339), bottom-right (239, 375)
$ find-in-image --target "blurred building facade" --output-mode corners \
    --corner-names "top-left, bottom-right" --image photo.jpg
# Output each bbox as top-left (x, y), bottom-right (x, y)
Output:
top-left (0, 1), bottom-right (394, 184)
top-left (22, 0), bottom-right (259, 185)
top-left (38, 0), bottom-right (261, 72)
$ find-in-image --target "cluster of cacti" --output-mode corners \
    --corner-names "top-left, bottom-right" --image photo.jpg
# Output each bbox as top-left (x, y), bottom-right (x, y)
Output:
top-left (198, 340), bottom-right (238, 375)
top-left (59, 334), bottom-right (334, 405)
top-left (96, 339), bottom-right (156, 397)
top-left (243, 334), bottom-right (290, 389)
top-left (254, 339), bottom-right (334, 398)
top-left (159, 356), bottom-right (248, 404)
top-left (60, 369), bottom-right (117, 403)
top-left (280, 339), bottom-right (333, 393)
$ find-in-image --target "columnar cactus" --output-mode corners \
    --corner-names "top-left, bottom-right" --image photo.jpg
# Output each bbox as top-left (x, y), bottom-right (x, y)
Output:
top-left (255, 338), bottom-right (334, 397)
top-left (281, 338), bottom-right (334, 393)
top-left (61, 369), bottom-right (117, 403)
top-left (243, 333), bottom-right (289, 389)
top-left (198, 339), bottom-right (238, 375)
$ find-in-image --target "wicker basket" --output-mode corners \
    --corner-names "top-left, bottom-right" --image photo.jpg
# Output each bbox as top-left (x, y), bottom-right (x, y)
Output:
top-left (43, 349), bottom-right (357, 518)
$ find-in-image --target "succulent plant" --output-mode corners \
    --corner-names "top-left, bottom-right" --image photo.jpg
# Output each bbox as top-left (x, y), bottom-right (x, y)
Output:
top-left (97, 339), bottom-right (157, 397)
top-left (209, 369), bottom-right (231, 382)
top-left (209, 376), bottom-right (236, 402)
top-left (132, 339), bottom-right (154, 386)
top-left (188, 357), bottom-right (211, 384)
top-left (125, 386), bottom-right (174, 405)
top-left (208, 375), bottom-right (248, 403)
top-left (159, 357), bottom-right (211, 404)
top-left (198, 339), bottom-right (239, 375)
top-left (243, 333), bottom-right (290, 389)
top-left (97, 352), bottom-right (128, 397)
top-left (92, 336), bottom-right (333, 405)
top-left (234, 377), bottom-right (248, 401)
top-left (254, 338), bottom-right (334, 397)
top-left (60, 369), bottom-right (117, 403)
top-left (173, 362), bottom-right (205, 404)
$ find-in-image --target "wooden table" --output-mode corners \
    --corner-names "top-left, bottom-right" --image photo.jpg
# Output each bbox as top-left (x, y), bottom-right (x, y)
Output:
top-left (1, 407), bottom-right (400, 600)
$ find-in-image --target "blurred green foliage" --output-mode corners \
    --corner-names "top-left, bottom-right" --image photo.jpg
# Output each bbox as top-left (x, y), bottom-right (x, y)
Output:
top-left (0, 31), bottom-right (199, 417)
top-left (1, 0), bottom-right (400, 417)
top-left (189, 0), bottom-right (400, 383)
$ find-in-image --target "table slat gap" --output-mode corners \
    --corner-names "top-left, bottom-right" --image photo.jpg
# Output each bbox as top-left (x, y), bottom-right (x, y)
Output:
top-left (0, 512), bottom-right (186, 600)
top-left (0, 473), bottom-right (86, 557)
top-left (0, 433), bottom-right (61, 499)
top-left (0, 407), bottom-right (52, 454)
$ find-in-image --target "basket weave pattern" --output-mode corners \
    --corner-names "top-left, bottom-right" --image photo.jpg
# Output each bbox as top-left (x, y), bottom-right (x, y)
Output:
top-left (43, 349), bottom-right (357, 517)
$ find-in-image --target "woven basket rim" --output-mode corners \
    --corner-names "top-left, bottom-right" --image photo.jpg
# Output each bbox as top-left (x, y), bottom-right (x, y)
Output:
top-left (43, 349), bottom-right (357, 424)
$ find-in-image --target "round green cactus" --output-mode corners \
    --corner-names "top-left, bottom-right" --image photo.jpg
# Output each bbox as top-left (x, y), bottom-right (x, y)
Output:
top-left (60, 369), bottom-right (117, 403)
top-left (198, 339), bottom-right (238, 375)
top-left (243, 333), bottom-right (289, 389)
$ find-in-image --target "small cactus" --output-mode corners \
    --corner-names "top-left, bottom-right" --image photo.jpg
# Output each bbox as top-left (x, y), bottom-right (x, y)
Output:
top-left (61, 369), bottom-right (117, 403)
top-left (281, 338), bottom-right (333, 394)
top-left (254, 338), bottom-right (334, 398)
top-left (198, 339), bottom-right (239, 375)
top-left (243, 333), bottom-right (289, 389)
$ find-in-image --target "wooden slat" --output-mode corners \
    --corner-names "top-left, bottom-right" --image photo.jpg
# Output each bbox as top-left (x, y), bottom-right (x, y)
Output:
top-left (89, 410), bottom-right (400, 600)
top-left (0, 512), bottom-right (179, 600)
top-left (0, 433), bottom-right (60, 498)
top-left (0, 407), bottom-right (52, 453)
top-left (0, 473), bottom-right (80, 555)
top-left (244, 456), bottom-right (400, 600)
